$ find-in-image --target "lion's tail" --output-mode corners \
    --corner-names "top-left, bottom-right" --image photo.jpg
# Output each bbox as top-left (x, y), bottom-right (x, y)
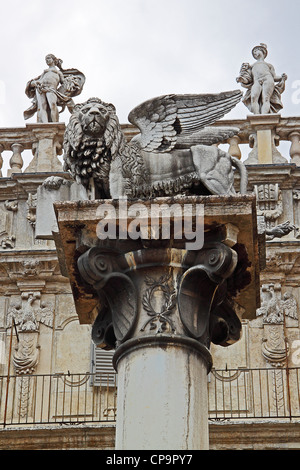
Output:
top-left (231, 156), bottom-right (248, 195)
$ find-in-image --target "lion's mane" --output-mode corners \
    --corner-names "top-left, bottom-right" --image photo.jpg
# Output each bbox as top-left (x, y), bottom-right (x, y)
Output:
top-left (63, 97), bottom-right (149, 198)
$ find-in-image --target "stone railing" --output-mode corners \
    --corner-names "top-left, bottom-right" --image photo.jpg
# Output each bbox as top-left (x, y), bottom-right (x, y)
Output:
top-left (0, 116), bottom-right (300, 178)
top-left (1, 366), bottom-right (300, 428)
top-left (212, 115), bottom-right (300, 165)
top-left (0, 123), bottom-right (65, 177)
top-left (122, 117), bottom-right (300, 166)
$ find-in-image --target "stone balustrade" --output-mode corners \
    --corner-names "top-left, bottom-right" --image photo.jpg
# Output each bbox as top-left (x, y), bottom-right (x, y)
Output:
top-left (0, 123), bottom-right (65, 176)
top-left (0, 116), bottom-right (300, 178)
top-left (122, 117), bottom-right (300, 166)
top-left (113, 117), bottom-right (300, 166)
top-left (213, 115), bottom-right (300, 165)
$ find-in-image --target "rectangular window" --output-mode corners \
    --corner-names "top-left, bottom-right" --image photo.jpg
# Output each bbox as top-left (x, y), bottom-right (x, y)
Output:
top-left (90, 343), bottom-right (116, 387)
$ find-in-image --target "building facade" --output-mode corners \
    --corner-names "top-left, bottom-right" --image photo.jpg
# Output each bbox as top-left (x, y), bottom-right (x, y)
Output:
top-left (1, 110), bottom-right (300, 449)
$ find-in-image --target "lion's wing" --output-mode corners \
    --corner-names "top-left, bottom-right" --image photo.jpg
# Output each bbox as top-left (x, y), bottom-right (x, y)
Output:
top-left (128, 91), bottom-right (242, 153)
top-left (175, 126), bottom-right (240, 148)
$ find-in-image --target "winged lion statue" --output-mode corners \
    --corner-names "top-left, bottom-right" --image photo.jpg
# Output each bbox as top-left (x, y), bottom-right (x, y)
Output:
top-left (63, 90), bottom-right (246, 199)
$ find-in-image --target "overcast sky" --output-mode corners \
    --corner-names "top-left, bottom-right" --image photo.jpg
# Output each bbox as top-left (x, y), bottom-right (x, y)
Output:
top-left (1, 0), bottom-right (300, 128)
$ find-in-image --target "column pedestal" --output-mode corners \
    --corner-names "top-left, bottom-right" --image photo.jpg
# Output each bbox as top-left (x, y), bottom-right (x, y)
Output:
top-left (24, 123), bottom-right (64, 173)
top-left (245, 114), bottom-right (287, 165)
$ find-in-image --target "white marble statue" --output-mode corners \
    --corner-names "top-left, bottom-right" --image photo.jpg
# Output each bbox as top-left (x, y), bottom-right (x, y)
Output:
top-left (24, 54), bottom-right (85, 123)
top-left (236, 43), bottom-right (287, 114)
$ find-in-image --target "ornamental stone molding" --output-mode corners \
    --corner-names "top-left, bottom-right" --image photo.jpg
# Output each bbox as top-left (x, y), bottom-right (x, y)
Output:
top-left (78, 241), bottom-right (243, 360)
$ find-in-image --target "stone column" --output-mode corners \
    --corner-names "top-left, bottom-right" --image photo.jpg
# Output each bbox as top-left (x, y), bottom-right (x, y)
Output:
top-left (7, 143), bottom-right (24, 176)
top-left (77, 241), bottom-right (242, 450)
top-left (115, 334), bottom-right (210, 450)
top-left (289, 131), bottom-right (300, 166)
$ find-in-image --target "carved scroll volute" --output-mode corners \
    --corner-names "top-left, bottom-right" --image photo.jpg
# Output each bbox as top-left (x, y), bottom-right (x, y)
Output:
top-left (77, 247), bottom-right (138, 350)
top-left (178, 243), bottom-right (239, 347)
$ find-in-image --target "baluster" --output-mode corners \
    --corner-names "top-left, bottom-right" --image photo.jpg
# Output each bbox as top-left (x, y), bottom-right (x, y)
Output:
top-left (7, 143), bottom-right (24, 176)
top-left (289, 131), bottom-right (300, 166)
top-left (227, 135), bottom-right (241, 160)
top-left (0, 144), bottom-right (3, 177)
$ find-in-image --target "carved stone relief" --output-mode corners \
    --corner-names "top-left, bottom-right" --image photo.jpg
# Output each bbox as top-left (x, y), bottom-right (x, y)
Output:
top-left (6, 292), bottom-right (54, 373)
top-left (254, 184), bottom-right (283, 229)
top-left (255, 283), bottom-right (298, 367)
top-left (0, 202), bottom-right (16, 250)
top-left (6, 292), bottom-right (54, 333)
top-left (257, 283), bottom-right (298, 325)
top-left (5, 292), bottom-right (54, 418)
top-left (0, 257), bottom-right (60, 284)
top-left (141, 274), bottom-right (176, 334)
top-left (264, 251), bottom-right (300, 274)
top-left (4, 200), bottom-right (18, 212)
top-left (26, 193), bottom-right (37, 227)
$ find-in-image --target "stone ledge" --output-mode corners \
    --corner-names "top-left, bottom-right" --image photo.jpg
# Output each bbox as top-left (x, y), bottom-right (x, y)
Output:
top-left (0, 424), bottom-right (115, 450)
top-left (209, 420), bottom-right (300, 450)
top-left (1, 421), bottom-right (300, 450)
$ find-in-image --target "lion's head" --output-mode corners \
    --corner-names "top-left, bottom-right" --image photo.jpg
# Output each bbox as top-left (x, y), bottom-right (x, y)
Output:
top-left (63, 97), bottom-right (126, 197)
top-left (75, 98), bottom-right (114, 137)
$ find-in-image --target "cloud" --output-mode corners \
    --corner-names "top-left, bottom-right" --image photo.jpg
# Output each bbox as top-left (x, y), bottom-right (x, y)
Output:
top-left (0, 0), bottom-right (299, 127)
